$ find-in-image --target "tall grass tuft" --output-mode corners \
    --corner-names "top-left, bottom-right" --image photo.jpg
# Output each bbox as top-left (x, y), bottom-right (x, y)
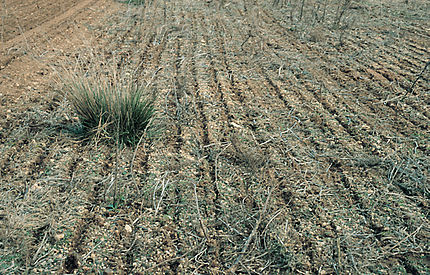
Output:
top-left (66, 78), bottom-right (155, 146)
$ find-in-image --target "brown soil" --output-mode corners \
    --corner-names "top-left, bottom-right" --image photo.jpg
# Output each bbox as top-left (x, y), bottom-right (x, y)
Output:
top-left (1, 0), bottom-right (429, 274)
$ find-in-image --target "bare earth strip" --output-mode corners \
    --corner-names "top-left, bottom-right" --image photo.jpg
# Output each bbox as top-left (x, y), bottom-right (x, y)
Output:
top-left (0, 0), bottom-right (95, 52)
top-left (0, 0), bottom-right (429, 274)
top-left (0, 0), bottom-right (82, 43)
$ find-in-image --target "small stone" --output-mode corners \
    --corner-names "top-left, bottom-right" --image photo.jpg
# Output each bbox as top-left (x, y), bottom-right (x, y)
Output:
top-left (125, 224), bottom-right (132, 233)
top-left (54, 233), bottom-right (65, 241)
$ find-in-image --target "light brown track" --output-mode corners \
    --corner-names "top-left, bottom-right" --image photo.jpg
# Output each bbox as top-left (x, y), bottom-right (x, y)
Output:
top-left (0, 0), bottom-right (97, 53)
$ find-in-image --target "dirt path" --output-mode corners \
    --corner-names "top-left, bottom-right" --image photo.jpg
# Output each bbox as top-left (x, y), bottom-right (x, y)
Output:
top-left (0, 0), bottom-right (429, 273)
top-left (1, 0), bottom-right (95, 50)
top-left (1, 0), bottom-right (81, 43)
top-left (0, 0), bottom-right (108, 99)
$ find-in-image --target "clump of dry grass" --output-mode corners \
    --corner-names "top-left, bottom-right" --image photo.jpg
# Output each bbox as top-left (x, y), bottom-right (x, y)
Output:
top-left (64, 78), bottom-right (155, 146)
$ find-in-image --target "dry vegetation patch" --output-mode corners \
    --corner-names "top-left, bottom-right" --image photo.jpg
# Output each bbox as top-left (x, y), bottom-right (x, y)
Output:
top-left (0, 0), bottom-right (429, 273)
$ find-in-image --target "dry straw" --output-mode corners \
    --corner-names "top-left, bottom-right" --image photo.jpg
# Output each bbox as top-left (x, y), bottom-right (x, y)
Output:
top-left (60, 60), bottom-right (155, 146)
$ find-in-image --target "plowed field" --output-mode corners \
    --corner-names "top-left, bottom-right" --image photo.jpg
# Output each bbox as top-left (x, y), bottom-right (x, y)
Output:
top-left (1, 0), bottom-right (429, 273)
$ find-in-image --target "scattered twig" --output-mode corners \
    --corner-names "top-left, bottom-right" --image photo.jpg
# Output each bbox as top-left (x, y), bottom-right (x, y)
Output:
top-left (32, 230), bottom-right (49, 264)
top-left (388, 223), bottom-right (424, 252)
top-left (333, 0), bottom-right (352, 29)
top-left (145, 67), bottom-right (163, 89)
top-left (261, 209), bottom-right (282, 236)
top-left (214, 143), bottom-right (231, 183)
top-left (153, 173), bottom-right (171, 215)
top-left (337, 237), bottom-right (341, 269)
top-left (404, 59), bottom-right (430, 97)
top-left (125, 236), bottom-right (138, 253)
top-left (240, 30), bottom-right (253, 50)
top-left (299, 0), bottom-right (305, 21)
top-left (193, 180), bottom-right (209, 240)
top-left (81, 240), bottom-right (103, 260)
top-left (278, 64), bottom-right (283, 77)
top-left (228, 187), bottom-right (273, 273)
